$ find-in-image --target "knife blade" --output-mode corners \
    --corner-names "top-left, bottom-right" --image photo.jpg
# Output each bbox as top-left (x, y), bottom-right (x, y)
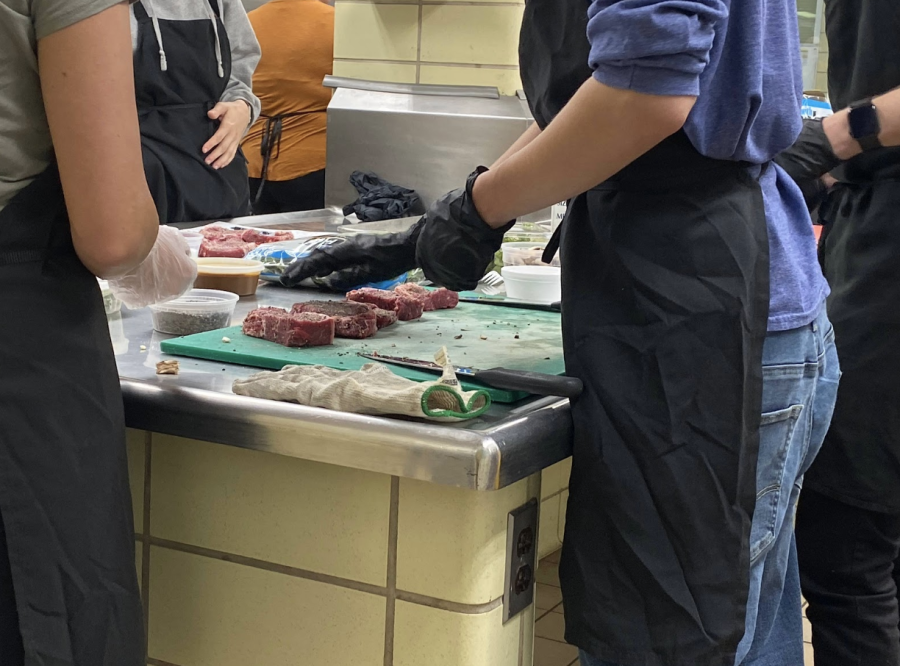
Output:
top-left (357, 352), bottom-right (582, 399)
top-left (458, 296), bottom-right (561, 312)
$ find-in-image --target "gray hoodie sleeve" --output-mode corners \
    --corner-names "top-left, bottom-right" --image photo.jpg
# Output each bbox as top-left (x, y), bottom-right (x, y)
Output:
top-left (218, 0), bottom-right (261, 125)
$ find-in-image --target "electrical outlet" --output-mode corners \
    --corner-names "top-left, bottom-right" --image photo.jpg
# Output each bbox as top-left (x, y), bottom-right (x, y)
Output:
top-left (503, 498), bottom-right (538, 623)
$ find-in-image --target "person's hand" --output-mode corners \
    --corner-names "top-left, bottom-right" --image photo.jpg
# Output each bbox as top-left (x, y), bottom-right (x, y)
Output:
top-left (281, 222), bottom-right (424, 292)
top-left (108, 226), bottom-right (198, 308)
top-left (822, 173), bottom-right (838, 189)
top-left (203, 100), bottom-right (251, 169)
top-left (415, 168), bottom-right (514, 292)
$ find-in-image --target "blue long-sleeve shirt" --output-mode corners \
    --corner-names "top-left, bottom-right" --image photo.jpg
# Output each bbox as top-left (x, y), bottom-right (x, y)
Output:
top-left (587, 0), bottom-right (829, 331)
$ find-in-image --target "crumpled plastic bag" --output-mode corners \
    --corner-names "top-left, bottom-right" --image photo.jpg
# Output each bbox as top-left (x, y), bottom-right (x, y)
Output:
top-left (232, 350), bottom-right (490, 422)
top-left (342, 172), bottom-right (425, 222)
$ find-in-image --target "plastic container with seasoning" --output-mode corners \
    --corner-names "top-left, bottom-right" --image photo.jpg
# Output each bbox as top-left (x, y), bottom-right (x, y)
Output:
top-left (193, 257), bottom-right (264, 296)
top-left (149, 289), bottom-right (239, 336)
top-left (501, 266), bottom-right (561, 304)
top-left (501, 241), bottom-right (560, 268)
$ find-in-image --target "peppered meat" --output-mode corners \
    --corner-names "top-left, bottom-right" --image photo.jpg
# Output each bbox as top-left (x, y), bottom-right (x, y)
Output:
top-left (427, 287), bottom-right (459, 310)
top-left (292, 301), bottom-right (378, 339)
top-left (199, 239), bottom-right (257, 258)
top-left (347, 288), bottom-right (399, 311)
top-left (242, 307), bottom-right (335, 347)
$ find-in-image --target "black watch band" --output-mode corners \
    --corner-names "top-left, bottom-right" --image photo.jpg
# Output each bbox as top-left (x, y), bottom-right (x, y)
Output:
top-left (848, 98), bottom-right (883, 152)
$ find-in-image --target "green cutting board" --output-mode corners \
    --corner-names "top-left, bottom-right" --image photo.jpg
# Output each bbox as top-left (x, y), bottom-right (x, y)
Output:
top-left (159, 302), bottom-right (564, 403)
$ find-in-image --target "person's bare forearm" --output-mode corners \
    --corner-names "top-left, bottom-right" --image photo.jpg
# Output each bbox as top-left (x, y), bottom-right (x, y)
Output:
top-left (39, 3), bottom-right (158, 278)
top-left (491, 122), bottom-right (542, 168)
top-left (473, 79), bottom-right (696, 227)
top-left (824, 86), bottom-right (900, 160)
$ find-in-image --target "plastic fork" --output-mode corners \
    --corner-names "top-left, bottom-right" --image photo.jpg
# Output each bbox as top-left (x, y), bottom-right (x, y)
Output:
top-left (476, 270), bottom-right (505, 296)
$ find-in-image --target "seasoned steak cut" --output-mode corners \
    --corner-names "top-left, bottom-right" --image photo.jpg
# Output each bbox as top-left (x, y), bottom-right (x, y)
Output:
top-left (428, 287), bottom-right (459, 310)
top-left (374, 308), bottom-right (398, 328)
top-left (240, 229), bottom-right (294, 244)
top-left (394, 283), bottom-right (433, 311)
top-left (199, 239), bottom-right (257, 258)
top-left (347, 288), bottom-right (399, 311)
top-left (395, 294), bottom-right (424, 321)
top-left (242, 307), bottom-right (335, 347)
top-left (242, 307), bottom-right (287, 338)
top-left (292, 300), bottom-right (378, 339)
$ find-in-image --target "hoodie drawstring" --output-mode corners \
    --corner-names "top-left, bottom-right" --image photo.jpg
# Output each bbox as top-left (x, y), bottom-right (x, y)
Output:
top-left (146, 0), bottom-right (168, 72)
top-left (207, 0), bottom-right (225, 78)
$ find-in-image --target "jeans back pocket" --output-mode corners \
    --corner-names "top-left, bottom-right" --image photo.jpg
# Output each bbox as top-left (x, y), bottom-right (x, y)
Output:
top-left (750, 404), bottom-right (804, 563)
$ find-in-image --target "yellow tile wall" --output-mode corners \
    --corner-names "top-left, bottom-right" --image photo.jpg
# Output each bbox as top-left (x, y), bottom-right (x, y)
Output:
top-left (333, 0), bottom-right (524, 96)
top-left (149, 434), bottom-right (392, 586)
top-left (148, 547), bottom-right (386, 666)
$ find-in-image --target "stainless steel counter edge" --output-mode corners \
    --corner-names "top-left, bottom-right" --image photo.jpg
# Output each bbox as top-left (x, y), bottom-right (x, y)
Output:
top-left (121, 378), bottom-right (573, 491)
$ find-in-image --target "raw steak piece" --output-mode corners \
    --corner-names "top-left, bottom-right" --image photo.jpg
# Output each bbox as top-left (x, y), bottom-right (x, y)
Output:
top-left (347, 287), bottom-right (399, 311)
top-left (373, 308), bottom-right (398, 328)
top-left (199, 226), bottom-right (242, 241)
top-left (346, 286), bottom-right (421, 321)
top-left (240, 229), bottom-right (295, 245)
top-left (395, 283), bottom-right (459, 311)
top-left (394, 283), bottom-right (431, 310)
top-left (351, 300), bottom-right (398, 329)
top-left (292, 301), bottom-right (378, 339)
top-left (199, 239), bottom-right (257, 258)
top-left (427, 287), bottom-right (459, 310)
top-left (242, 306), bottom-right (287, 338)
top-left (393, 294), bottom-right (422, 321)
top-left (242, 307), bottom-right (334, 347)
top-left (276, 312), bottom-right (335, 347)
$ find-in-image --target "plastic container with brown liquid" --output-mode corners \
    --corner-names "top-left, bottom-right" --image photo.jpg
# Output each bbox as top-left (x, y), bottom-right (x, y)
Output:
top-left (193, 258), bottom-right (264, 296)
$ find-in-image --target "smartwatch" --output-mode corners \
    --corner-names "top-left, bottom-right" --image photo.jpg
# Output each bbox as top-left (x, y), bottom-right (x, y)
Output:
top-left (848, 98), bottom-right (883, 152)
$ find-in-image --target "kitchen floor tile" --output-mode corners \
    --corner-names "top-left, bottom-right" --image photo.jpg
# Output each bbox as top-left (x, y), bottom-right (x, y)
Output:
top-left (543, 549), bottom-right (562, 565)
top-left (536, 559), bottom-right (561, 588)
top-left (536, 583), bottom-right (563, 611)
top-left (535, 611), bottom-right (567, 642)
top-left (533, 637), bottom-right (579, 666)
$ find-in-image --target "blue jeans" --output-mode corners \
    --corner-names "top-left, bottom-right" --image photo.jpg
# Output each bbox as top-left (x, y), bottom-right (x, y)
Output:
top-left (580, 308), bottom-right (840, 666)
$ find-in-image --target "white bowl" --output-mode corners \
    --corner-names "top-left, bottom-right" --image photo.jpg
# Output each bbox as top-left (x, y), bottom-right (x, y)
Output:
top-left (501, 265), bottom-right (561, 304)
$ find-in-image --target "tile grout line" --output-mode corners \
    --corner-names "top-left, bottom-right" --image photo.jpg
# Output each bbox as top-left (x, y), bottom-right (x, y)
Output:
top-left (415, 1), bottom-right (424, 84)
top-left (147, 659), bottom-right (181, 666)
top-left (141, 431), bottom-right (153, 655)
top-left (383, 476), bottom-right (400, 666)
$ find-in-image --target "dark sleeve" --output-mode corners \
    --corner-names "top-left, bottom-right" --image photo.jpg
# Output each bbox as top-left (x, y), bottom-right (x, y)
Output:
top-left (774, 119), bottom-right (842, 211)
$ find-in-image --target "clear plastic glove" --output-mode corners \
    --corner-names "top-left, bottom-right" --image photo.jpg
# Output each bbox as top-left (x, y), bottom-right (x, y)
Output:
top-left (108, 226), bottom-right (197, 309)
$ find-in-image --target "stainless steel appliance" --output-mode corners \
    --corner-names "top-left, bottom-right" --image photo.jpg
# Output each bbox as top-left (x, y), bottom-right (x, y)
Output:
top-left (324, 77), bottom-right (548, 220)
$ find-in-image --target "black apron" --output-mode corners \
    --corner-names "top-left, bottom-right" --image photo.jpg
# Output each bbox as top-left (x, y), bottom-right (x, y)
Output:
top-left (804, 0), bottom-right (900, 513)
top-left (520, 1), bottom-right (769, 664)
top-left (0, 165), bottom-right (143, 665)
top-left (134, 0), bottom-right (252, 224)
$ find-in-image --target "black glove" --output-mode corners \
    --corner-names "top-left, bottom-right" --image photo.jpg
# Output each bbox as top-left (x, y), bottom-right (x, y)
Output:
top-left (416, 168), bottom-right (514, 292)
top-left (775, 119), bottom-right (842, 211)
top-left (281, 220), bottom-right (423, 291)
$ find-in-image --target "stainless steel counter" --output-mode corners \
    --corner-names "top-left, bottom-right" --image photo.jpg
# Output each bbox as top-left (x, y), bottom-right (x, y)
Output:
top-left (115, 229), bottom-right (573, 490)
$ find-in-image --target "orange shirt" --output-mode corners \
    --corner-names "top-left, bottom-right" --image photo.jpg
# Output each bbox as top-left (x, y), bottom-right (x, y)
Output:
top-left (242, 0), bottom-right (334, 181)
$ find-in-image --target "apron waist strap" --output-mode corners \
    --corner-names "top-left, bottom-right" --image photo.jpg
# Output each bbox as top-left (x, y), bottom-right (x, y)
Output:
top-left (255, 112), bottom-right (310, 203)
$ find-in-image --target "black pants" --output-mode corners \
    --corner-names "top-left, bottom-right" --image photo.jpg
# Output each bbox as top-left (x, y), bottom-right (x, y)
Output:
top-left (249, 169), bottom-right (326, 215)
top-left (797, 488), bottom-right (900, 666)
top-left (0, 511), bottom-right (23, 665)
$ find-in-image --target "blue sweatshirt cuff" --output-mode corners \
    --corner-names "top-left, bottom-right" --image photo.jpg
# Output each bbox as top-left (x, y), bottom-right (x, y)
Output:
top-left (587, 0), bottom-right (728, 97)
top-left (592, 62), bottom-right (702, 97)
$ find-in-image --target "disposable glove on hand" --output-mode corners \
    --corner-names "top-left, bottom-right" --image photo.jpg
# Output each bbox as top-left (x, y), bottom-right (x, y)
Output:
top-left (416, 168), bottom-right (514, 292)
top-left (775, 119), bottom-right (842, 205)
top-left (281, 220), bottom-right (423, 291)
top-left (108, 226), bottom-right (198, 309)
